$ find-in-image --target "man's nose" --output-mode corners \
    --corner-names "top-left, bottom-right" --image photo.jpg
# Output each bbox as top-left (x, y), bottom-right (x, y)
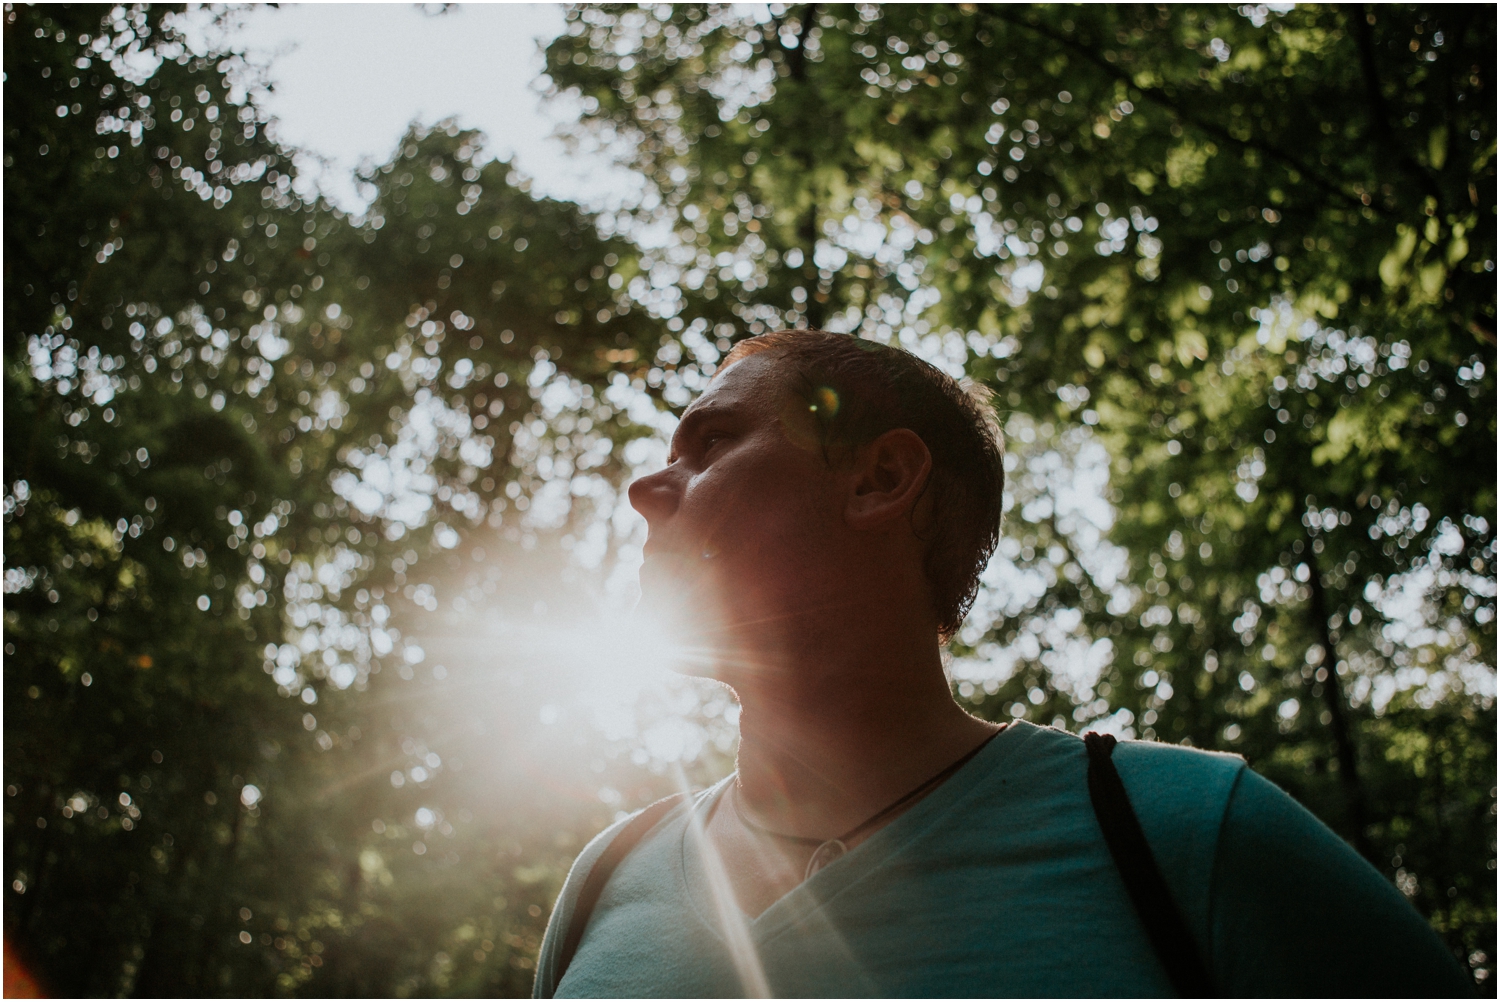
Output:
top-left (627, 466), bottom-right (680, 522)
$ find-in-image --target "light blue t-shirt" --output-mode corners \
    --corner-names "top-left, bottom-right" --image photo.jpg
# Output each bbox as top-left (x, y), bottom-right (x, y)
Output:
top-left (535, 721), bottom-right (1469, 997)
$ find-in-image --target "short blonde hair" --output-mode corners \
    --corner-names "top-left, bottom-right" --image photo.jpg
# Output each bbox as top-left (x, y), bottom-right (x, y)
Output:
top-left (720, 329), bottom-right (1004, 639)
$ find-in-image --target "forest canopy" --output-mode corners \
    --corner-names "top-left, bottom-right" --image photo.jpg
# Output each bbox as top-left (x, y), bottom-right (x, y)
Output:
top-left (4, 3), bottom-right (1495, 996)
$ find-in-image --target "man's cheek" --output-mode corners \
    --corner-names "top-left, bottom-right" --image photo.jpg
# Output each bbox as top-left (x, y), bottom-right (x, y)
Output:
top-left (683, 472), bottom-right (753, 544)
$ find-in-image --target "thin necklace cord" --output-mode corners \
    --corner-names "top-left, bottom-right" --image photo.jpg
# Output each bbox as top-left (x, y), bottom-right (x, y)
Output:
top-left (732, 728), bottom-right (1002, 848)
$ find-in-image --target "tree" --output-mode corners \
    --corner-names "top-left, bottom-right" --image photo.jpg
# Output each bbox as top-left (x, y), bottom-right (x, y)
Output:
top-left (4, 4), bottom-right (677, 995)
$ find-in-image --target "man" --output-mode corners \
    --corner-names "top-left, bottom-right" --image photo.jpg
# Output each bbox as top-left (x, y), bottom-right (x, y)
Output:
top-left (534, 329), bottom-right (1469, 997)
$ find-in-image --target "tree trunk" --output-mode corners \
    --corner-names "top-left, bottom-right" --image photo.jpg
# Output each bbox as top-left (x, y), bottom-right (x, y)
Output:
top-left (1305, 547), bottom-right (1374, 860)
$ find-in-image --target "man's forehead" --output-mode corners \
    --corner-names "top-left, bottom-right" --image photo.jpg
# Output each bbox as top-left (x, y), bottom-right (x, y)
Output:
top-left (673, 349), bottom-right (829, 456)
top-left (683, 351), bottom-right (790, 418)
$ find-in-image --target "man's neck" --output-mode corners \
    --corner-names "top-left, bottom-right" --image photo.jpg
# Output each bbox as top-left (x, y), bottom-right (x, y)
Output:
top-left (721, 604), bottom-right (998, 840)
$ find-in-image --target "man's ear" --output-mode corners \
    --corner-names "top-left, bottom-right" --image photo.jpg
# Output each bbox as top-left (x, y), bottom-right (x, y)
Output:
top-left (844, 429), bottom-right (932, 531)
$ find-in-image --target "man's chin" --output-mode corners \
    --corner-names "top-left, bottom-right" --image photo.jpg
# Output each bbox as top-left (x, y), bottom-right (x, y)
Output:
top-left (634, 566), bottom-right (731, 676)
top-left (637, 553), bottom-right (710, 608)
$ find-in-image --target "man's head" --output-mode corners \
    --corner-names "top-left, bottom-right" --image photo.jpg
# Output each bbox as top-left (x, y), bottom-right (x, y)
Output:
top-left (628, 329), bottom-right (1004, 652)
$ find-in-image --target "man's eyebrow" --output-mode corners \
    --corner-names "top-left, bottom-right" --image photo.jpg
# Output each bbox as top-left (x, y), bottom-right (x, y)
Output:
top-left (678, 403), bottom-right (737, 428)
top-left (670, 403), bottom-right (738, 455)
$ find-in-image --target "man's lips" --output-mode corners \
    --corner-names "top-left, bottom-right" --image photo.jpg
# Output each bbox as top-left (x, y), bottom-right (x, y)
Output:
top-left (640, 540), bottom-right (714, 575)
top-left (642, 548), bottom-right (694, 566)
top-left (637, 545), bottom-right (712, 608)
top-left (643, 536), bottom-right (694, 560)
top-left (642, 528), bottom-right (721, 565)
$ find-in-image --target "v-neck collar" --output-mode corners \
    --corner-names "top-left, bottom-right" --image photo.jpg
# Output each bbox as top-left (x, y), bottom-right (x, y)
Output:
top-left (677, 721), bottom-right (1041, 946)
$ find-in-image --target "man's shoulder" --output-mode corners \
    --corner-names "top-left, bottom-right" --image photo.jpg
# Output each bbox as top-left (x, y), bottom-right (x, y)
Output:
top-left (978, 722), bottom-right (1247, 832)
top-left (1002, 724), bottom-right (1247, 933)
top-left (1110, 732), bottom-right (1247, 789)
top-left (534, 789), bottom-right (708, 998)
top-left (1006, 721), bottom-right (1247, 795)
top-left (533, 811), bottom-right (637, 998)
top-left (1109, 735), bottom-right (1248, 862)
top-left (556, 785), bottom-right (707, 910)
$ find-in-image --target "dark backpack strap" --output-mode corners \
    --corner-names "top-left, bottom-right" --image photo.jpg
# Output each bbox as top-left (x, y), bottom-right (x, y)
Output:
top-left (1084, 732), bottom-right (1215, 998)
top-left (546, 792), bottom-right (688, 997)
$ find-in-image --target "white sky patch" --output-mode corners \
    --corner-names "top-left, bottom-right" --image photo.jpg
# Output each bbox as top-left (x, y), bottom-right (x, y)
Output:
top-left (178, 3), bottom-right (640, 212)
top-left (1351, 517), bottom-right (1498, 712)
